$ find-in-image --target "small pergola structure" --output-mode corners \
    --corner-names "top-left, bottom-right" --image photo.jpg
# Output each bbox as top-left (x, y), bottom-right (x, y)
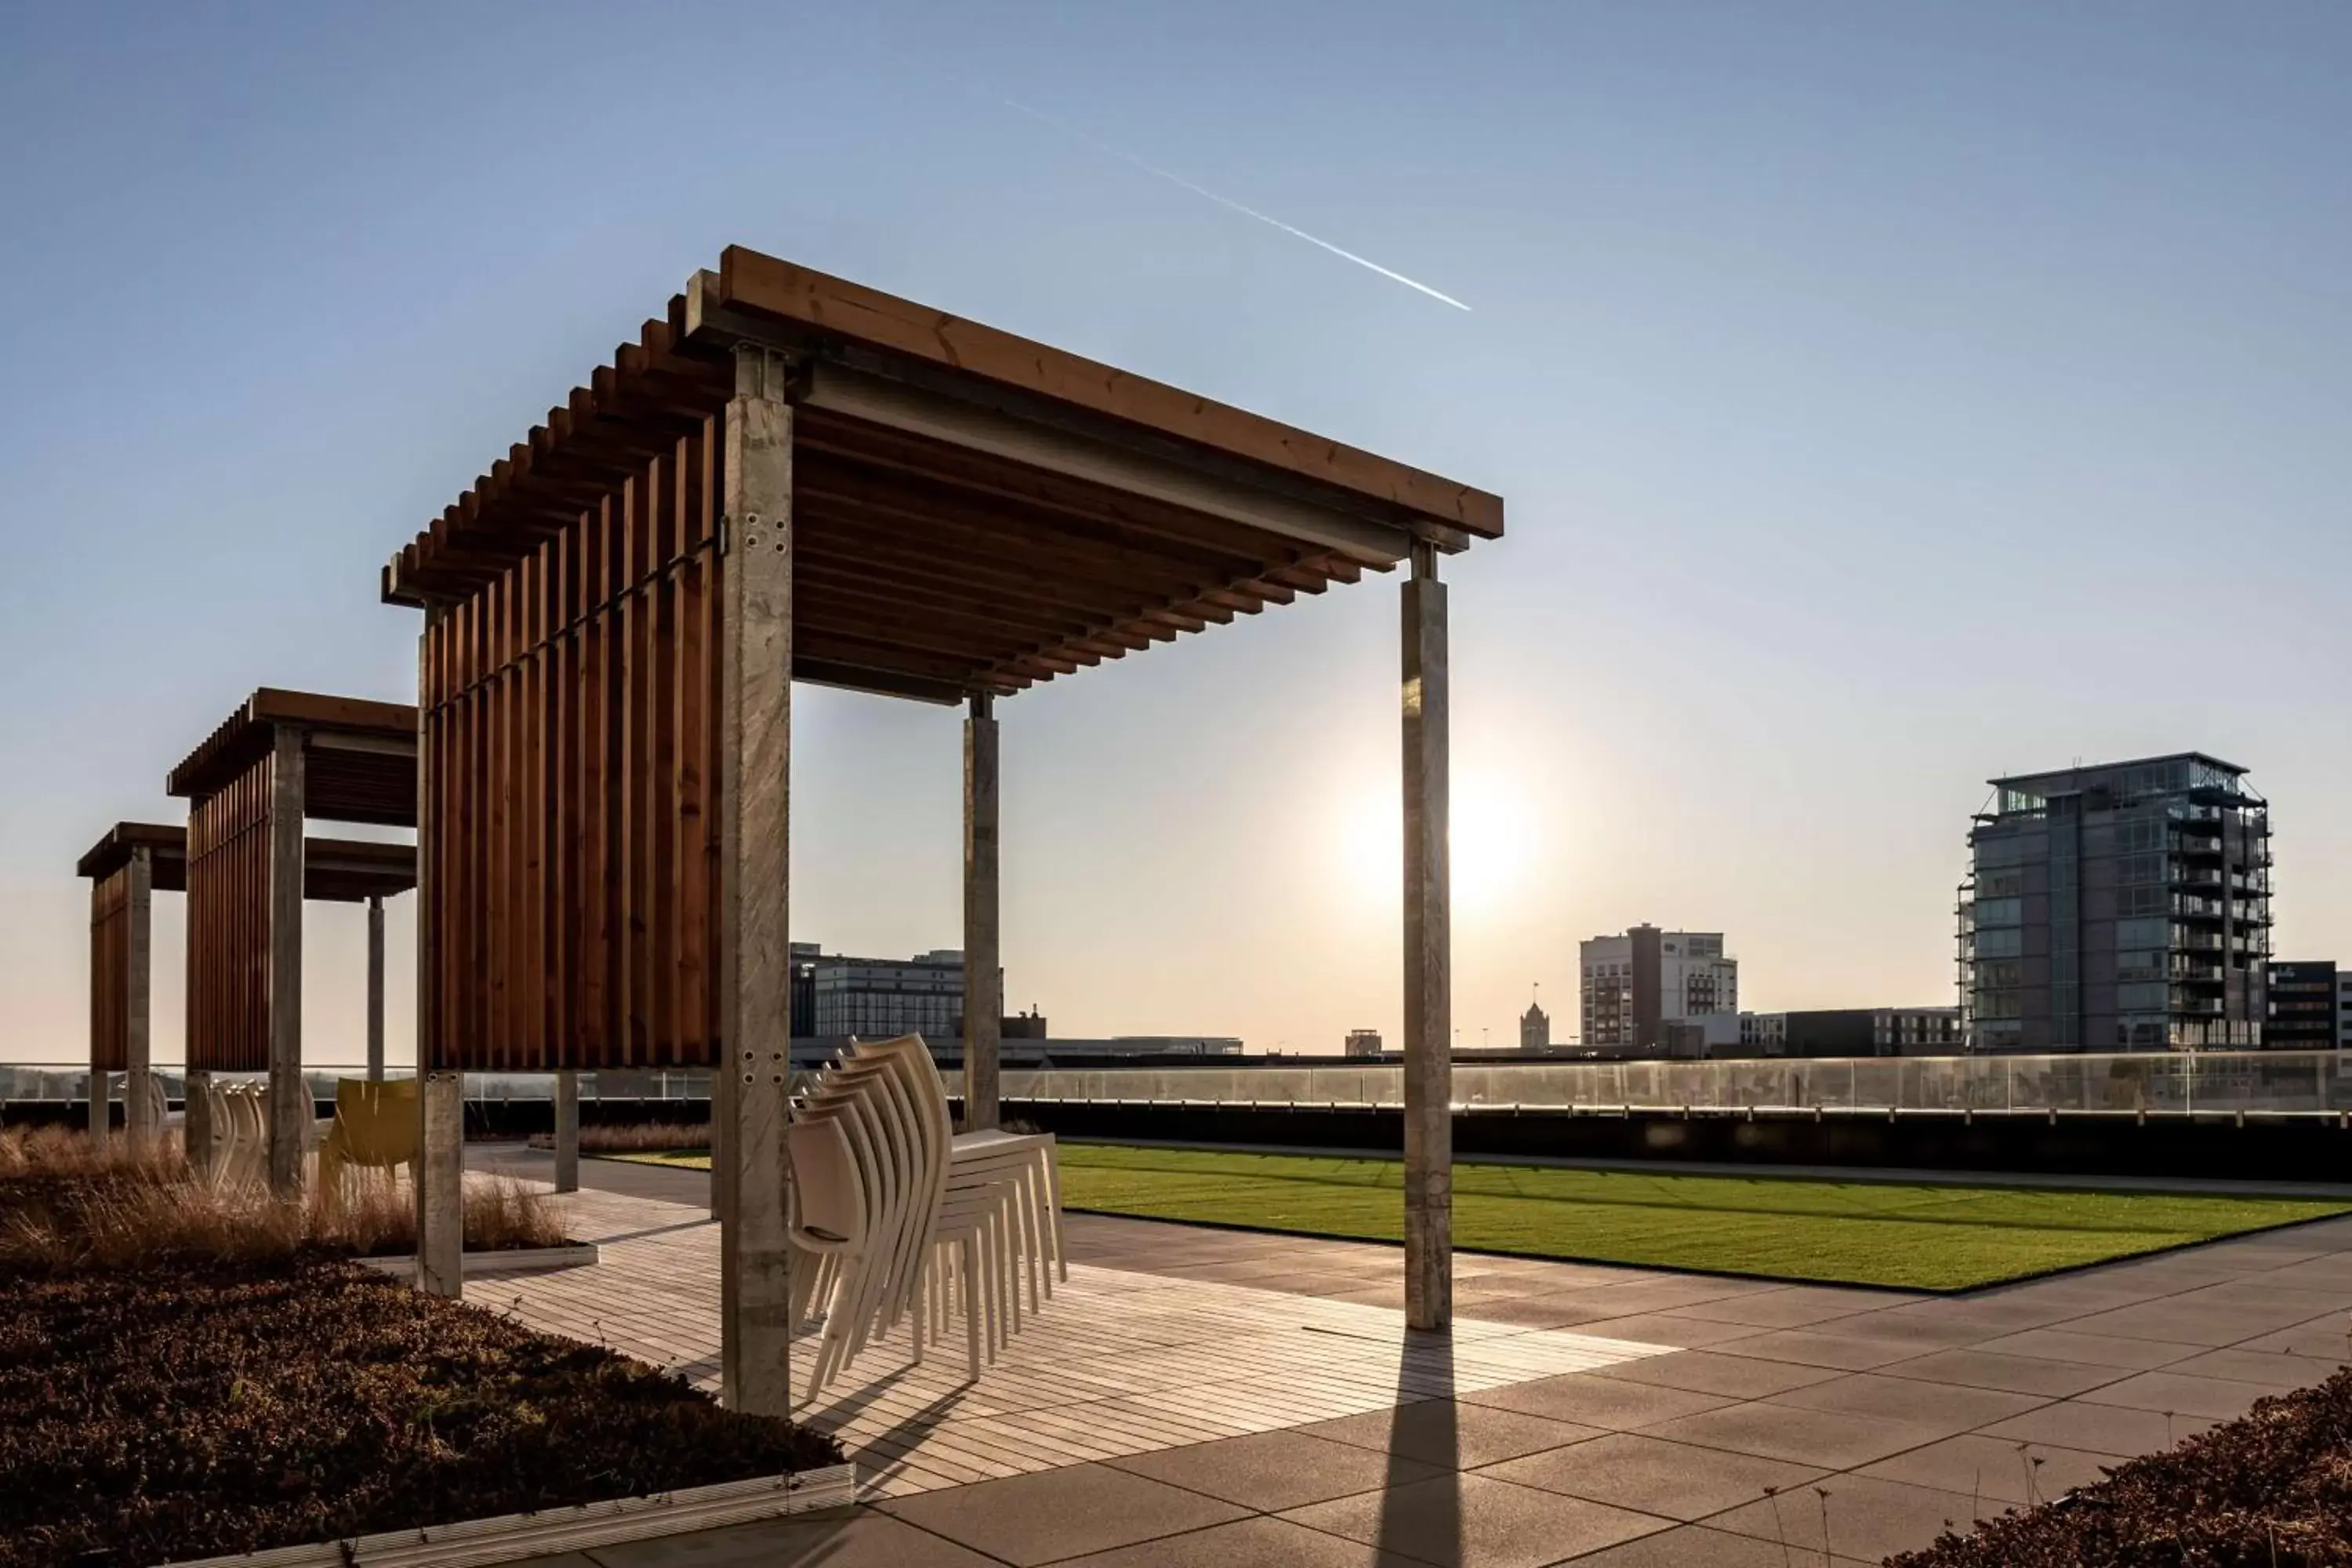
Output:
top-left (163, 690), bottom-right (419, 1192)
top-left (382, 247), bottom-right (1501, 1414)
top-left (77, 822), bottom-right (417, 1148)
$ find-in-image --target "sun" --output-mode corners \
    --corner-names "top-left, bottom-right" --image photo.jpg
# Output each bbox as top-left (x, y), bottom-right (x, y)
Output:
top-left (1330, 766), bottom-right (1533, 920)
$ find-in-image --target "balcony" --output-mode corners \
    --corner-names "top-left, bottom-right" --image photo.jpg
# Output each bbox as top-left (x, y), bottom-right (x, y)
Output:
top-left (2169, 865), bottom-right (2223, 890)
top-left (2173, 894), bottom-right (2227, 921)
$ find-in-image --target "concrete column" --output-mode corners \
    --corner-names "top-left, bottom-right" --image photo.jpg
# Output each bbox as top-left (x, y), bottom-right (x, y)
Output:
top-left (963, 691), bottom-right (1001, 1131)
top-left (183, 1068), bottom-right (214, 1178)
top-left (715, 343), bottom-right (796, 1415)
top-left (125, 845), bottom-right (155, 1148)
top-left (412, 612), bottom-right (463, 1294)
top-left (553, 1069), bottom-right (579, 1192)
top-left (416, 1069), bottom-right (464, 1297)
top-left (267, 725), bottom-right (307, 1197)
top-left (365, 894), bottom-right (386, 1081)
top-left (87, 1070), bottom-right (110, 1145)
top-left (1400, 541), bottom-right (1452, 1332)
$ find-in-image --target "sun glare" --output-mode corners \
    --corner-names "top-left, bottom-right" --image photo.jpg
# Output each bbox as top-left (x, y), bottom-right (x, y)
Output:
top-left (1330, 767), bottom-right (1534, 920)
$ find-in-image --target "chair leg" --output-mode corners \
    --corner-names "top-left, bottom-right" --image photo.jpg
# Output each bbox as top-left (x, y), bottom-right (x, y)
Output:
top-left (1043, 1149), bottom-right (1068, 1284)
top-left (961, 1235), bottom-right (982, 1379)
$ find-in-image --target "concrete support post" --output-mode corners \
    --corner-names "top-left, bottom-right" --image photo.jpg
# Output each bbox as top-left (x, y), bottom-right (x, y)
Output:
top-left (267, 725), bottom-right (307, 1197)
top-left (417, 1069), bottom-right (464, 1297)
top-left (553, 1069), bottom-right (579, 1192)
top-left (963, 692), bottom-right (1001, 1131)
top-left (365, 894), bottom-right (386, 1081)
top-left (183, 1069), bottom-right (213, 1177)
top-left (412, 611), bottom-right (463, 1295)
top-left (1401, 541), bottom-right (1453, 1332)
top-left (125, 844), bottom-right (155, 1148)
top-left (715, 344), bottom-right (797, 1415)
top-left (87, 1070), bottom-right (110, 1145)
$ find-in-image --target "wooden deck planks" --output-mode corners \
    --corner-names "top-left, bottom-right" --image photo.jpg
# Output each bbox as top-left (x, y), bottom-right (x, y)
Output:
top-left (489, 1185), bottom-right (1670, 1500)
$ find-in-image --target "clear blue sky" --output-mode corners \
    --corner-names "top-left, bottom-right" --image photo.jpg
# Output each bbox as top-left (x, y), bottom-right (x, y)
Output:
top-left (3, 2), bottom-right (2347, 1065)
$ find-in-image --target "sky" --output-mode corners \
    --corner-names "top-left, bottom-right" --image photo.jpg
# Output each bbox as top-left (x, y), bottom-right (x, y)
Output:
top-left (2, 2), bottom-right (2347, 1067)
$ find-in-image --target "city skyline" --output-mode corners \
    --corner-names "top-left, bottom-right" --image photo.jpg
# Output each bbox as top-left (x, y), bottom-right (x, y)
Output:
top-left (4, 3), bottom-right (2350, 1067)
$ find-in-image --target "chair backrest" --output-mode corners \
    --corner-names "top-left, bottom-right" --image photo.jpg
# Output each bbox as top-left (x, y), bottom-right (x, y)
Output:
top-left (786, 1116), bottom-right (865, 1246)
top-left (333, 1077), bottom-right (419, 1167)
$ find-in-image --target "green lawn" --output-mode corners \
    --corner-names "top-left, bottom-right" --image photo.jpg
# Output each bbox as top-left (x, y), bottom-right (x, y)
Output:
top-left (608, 1142), bottom-right (2350, 1290)
top-left (1052, 1145), bottom-right (2350, 1291)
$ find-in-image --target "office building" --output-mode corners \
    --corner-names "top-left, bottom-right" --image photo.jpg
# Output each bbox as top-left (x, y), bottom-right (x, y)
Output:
top-left (1958, 753), bottom-right (2271, 1053)
top-left (1344, 1028), bottom-right (1385, 1058)
top-left (2267, 962), bottom-right (2339, 1049)
top-left (1580, 926), bottom-right (1737, 1051)
top-left (807, 948), bottom-right (975, 1040)
top-left (2343, 971), bottom-right (2352, 1048)
top-left (789, 942), bottom-right (821, 1039)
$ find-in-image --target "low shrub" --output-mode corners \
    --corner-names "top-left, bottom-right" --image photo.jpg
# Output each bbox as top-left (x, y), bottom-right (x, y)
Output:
top-left (0, 1254), bottom-right (843, 1566)
top-left (529, 1120), bottom-right (712, 1153)
top-left (1891, 1365), bottom-right (2352, 1566)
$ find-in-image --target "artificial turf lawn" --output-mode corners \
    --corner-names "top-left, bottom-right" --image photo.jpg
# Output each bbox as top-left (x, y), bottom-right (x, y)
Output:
top-left (1052, 1146), bottom-right (2351, 1290)
top-left (608, 1143), bottom-right (2350, 1290)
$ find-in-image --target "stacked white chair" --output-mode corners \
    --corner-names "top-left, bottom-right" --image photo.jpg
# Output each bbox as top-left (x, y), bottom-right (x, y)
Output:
top-left (785, 1034), bottom-right (1067, 1401)
top-left (789, 1036), bottom-right (953, 1399)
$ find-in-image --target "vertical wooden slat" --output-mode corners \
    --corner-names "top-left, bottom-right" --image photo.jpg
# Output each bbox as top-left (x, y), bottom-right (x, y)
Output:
top-left (650, 452), bottom-right (677, 1062)
top-left (583, 497), bottom-right (612, 1062)
top-left (674, 429), bottom-right (710, 1063)
top-left (621, 474), bottom-right (649, 1067)
top-left (640, 456), bottom-right (668, 1067)
top-left (703, 419), bottom-right (727, 1057)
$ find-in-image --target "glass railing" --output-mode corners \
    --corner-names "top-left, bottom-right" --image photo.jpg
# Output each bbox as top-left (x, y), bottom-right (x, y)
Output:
top-left (17, 1049), bottom-right (2352, 1120)
top-left (984, 1049), bottom-right (2352, 1117)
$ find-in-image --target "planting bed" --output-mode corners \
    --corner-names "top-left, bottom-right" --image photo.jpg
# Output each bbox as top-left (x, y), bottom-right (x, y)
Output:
top-left (0, 1133), bottom-right (839, 1568)
top-left (1892, 1366), bottom-right (2352, 1566)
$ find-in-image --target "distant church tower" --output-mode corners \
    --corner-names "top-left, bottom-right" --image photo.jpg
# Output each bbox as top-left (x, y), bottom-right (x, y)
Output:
top-left (1520, 985), bottom-right (1551, 1052)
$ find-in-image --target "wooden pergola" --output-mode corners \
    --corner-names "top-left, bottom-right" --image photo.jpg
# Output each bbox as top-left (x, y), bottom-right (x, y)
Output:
top-left (162, 689), bottom-right (419, 1192)
top-left (77, 822), bottom-right (416, 1148)
top-left (382, 246), bottom-right (1501, 1413)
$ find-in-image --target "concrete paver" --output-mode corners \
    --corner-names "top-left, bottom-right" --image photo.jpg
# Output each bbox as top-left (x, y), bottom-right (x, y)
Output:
top-left (466, 1150), bottom-right (2352, 1566)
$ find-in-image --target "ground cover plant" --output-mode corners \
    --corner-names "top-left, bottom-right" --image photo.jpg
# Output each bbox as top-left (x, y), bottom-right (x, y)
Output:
top-left (0, 1130), bottom-right (840, 1567)
top-left (1889, 1366), bottom-right (2352, 1566)
top-left (1051, 1145), bottom-right (2351, 1290)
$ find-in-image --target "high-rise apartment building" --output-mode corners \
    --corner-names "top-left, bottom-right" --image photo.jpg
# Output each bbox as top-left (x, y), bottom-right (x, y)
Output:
top-left (1958, 753), bottom-right (2271, 1053)
top-left (1580, 926), bottom-right (1738, 1051)
top-left (2267, 962), bottom-right (2339, 1048)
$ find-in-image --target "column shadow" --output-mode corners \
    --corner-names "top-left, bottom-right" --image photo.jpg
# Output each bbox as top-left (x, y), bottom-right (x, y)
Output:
top-left (1374, 1325), bottom-right (1460, 1566)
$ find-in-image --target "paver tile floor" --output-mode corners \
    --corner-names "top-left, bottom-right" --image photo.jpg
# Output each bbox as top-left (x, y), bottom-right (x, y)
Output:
top-left (474, 1150), bottom-right (2352, 1566)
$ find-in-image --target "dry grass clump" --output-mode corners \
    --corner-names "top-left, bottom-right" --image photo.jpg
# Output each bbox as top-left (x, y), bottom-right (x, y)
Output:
top-left (530, 1120), bottom-right (711, 1153)
top-left (0, 1122), bottom-right (180, 1182)
top-left (0, 1129), bottom-right (565, 1272)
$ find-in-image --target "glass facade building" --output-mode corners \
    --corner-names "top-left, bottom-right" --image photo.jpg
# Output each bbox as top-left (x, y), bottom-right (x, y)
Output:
top-left (1958, 753), bottom-right (2271, 1053)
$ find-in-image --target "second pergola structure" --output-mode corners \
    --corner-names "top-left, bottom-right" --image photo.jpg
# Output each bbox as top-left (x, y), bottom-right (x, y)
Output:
top-left (78, 817), bottom-right (416, 1151)
top-left (382, 246), bottom-right (1503, 1414)
top-left (164, 690), bottom-right (420, 1192)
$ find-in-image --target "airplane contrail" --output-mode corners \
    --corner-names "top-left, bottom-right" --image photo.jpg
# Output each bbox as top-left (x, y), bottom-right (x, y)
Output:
top-left (996, 95), bottom-right (1472, 313)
